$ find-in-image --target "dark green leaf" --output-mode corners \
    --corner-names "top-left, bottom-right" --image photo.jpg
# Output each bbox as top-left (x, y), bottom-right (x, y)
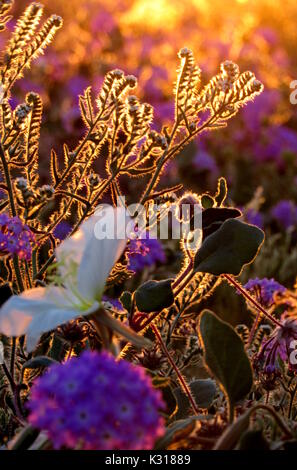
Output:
top-left (155, 416), bottom-right (206, 450)
top-left (202, 207), bottom-right (241, 229)
top-left (198, 310), bottom-right (253, 412)
top-left (22, 356), bottom-right (58, 371)
top-left (201, 207), bottom-right (242, 241)
top-left (194, 218), bottom-right (264, 276)
top-left (134, 279), bottom-right (174, 313)
top-left (238, 429), bottom-right (270, 450)
top-left (152, 376), bottom-right (177, 418)
top-left (174, 379), bottom-right (216, 419)
top-left (202, 221), bottom-right (223, 240)
top-left (200, 194), bottom-right (215, 209)
top-left (120, 291), bottom-right (132, 312)
top-left (214, 409), bottom-right (251, 450)
top-left (0, 283), bottom-right (12, 307)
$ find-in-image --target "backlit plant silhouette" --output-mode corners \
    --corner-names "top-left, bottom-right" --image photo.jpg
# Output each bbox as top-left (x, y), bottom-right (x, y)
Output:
top-left (0, 1), bottom-right (296, 451)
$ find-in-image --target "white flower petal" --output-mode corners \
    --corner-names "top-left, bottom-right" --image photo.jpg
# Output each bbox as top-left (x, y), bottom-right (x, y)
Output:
top-left (0, 287), bottom-right (59, 337)
top-left (55, 216), bottom-right (99, 276)
top-left (25, 300), bottom-right (99, 352)
top-left (77, 207), bottom-right (129, 301)
top-left (0, 286), bottom-right (99, 352)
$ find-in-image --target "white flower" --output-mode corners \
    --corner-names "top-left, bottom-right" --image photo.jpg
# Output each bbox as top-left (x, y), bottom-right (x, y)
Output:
top-left (0, 207), bottom-right (147, 352)
top-left (0, 340), bottom-right (4, 365)
top-left (0, 83), bottom-right (4, 105)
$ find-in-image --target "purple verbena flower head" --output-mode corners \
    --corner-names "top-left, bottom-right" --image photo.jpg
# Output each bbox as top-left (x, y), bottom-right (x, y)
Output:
top-left (0, 213), bottom-right (35, 261)
top-left (28, 350), bottom-right (165, 450)
top-left (256, 319), bottom-right (297, 373)
top-left (271, 200), bottom-right (297, 230)
top-left (127, 233), bottom-right (166, 272)
top-left (244, 277), bottom-right (286, 308)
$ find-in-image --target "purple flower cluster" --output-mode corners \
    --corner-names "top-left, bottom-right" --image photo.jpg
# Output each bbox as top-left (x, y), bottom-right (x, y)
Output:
top-left (244, 277), bottom-right (286, 308)
top-left (271, 200), bottom-right (297, 230)
top-left (28, 350), bottom-right (165, 450)
top-left (0, 213), bottom-right (35, 261)
top-left (127, 235), bottom-right (166, 272)
top-left (256, 318), bottom-right (297, 373)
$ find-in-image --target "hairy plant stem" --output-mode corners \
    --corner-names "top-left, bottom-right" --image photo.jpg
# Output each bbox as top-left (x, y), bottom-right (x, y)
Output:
top-left (1, 361), bottom-right (24, 420)
top-left (172, 260), bottom-right (194, 289)
top-left (133, 108), bottom-right (219, 230)
top-left (288, 381), bottom-right (297, 420)
top-left (0, 141), bottom-right (25, 292)
top-left (224, 274), bottom-right (283, 328)
top-left (0, 142), bottom-right (17, 216)
top-left (33, 171), bottom-right (118, 280)
top-left (0, 139), bottom-right (24, 413)
top-left (173, 270), bottom-right (195, 297)
top-left (152, 323), bottom-right (199, 416)
top-left (248, 310), bottom-right (261, 346)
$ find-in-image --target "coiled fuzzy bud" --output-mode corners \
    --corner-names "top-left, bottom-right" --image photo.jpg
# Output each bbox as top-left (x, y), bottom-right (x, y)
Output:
top-left (221, 60), bottom-right (239, 83)
top-left (15, 177), bottom-right (28, 190)
top-left (175, 192), bottom-right (201, 223)
top-left (14, 103), bottom-right (31, 127)
top-left (126, 75), bottom-right (137, 88)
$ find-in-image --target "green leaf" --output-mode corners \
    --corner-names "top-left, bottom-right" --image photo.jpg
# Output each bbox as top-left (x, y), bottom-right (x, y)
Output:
top-left (120, 291), bottom-right (132, 312)
top-left (152, 376), bottom-right (177, 418)
top-left (134, 279), bottom-right (174, 313)
top-left (202, 207), bottom-right (241, 230)
top-left (238, 429), bottom-right (270, 450)
top-left (201, 207), bottom-right (242, 241)
top-left (155, 416), bottom-right (207, 450)
top-left (214, 408), bottom-right (252, 449)
top-left (174, 379), bottom-right (216, 419)
top-left (198, 310), bottom-right (253, 417)
top-left (22, 356), bottom-right (58, 370)
top-left (200, 194), bottom-right (215, 209)
top-left (194, 218), bottom-right (264, 276)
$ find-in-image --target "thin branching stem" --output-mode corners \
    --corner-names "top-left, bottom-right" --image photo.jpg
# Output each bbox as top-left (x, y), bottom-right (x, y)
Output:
top-left (224, 274), bottom-right (283, 327)
top-left (152, 323), bottom-right (199, 416)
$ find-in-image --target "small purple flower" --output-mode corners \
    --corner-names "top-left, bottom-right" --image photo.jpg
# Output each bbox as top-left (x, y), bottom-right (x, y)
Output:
top-left (193, 147), bottom-right (218, 175)
top-left (28, 350), bottom-right (165, 450)
top-left (244, 208), bottom-right (264, 229)
top-left (244, 277), bottom-right (286, 308)
top-left (127, 234), bottom-right (166, 272)
top-left (0, 214), bottom-right (35, 260)
top-left (271, 200), bottom-right (297, 230)
top-left (102, 296), bottom-right (125, 312)
top-left (53, 221), bottom-right (72, 241)
top-left (256, 319), bottom-right (297, 373)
